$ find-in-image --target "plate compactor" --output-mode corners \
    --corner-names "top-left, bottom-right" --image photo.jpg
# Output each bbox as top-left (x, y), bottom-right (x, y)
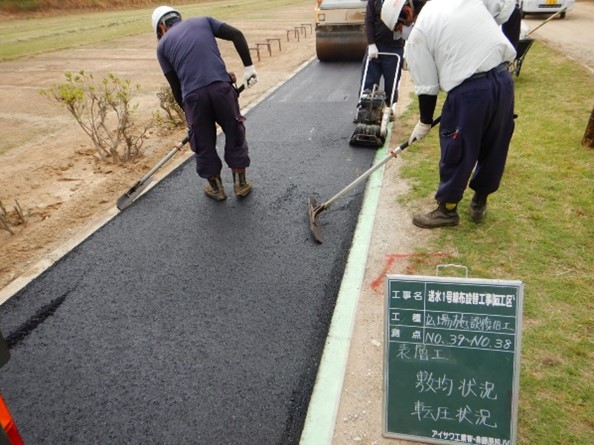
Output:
top-left (350, 85), bottom-right (391, 147)
top-left (350, 52), bottom-right (401, 148)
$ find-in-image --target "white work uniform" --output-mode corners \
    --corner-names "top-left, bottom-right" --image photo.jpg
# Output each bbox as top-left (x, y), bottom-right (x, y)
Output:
top-left (480, 0), bottom-right (517, 25)
top-left (404, 0), bottom-right (517, 95)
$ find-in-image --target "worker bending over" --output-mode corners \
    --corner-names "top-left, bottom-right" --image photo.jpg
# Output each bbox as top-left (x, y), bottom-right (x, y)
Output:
top-left (383, 0), bottom-right (517, 228)
top-left (152, 6), bottom-right (258, 201)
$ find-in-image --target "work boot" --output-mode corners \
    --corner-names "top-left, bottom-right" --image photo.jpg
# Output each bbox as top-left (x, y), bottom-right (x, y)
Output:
top-left (469, 193), bottom-right (488, 223)
top-left (232, 169), bottom-right (252, 198)
top-left (412, 202), bottom-right (460, 229)
top-left (204, 176), bottom-right (227, 201)
top-left (390, 103), bottom-right (398, 121)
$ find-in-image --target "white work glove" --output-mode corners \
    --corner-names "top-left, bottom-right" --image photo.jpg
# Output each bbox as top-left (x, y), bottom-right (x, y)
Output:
top-left (408, 120), bottom-right (432, 145)
top-left (243, 65), bottom-right (258, 88)
top-left (367, 44), bottom-right (379, 60)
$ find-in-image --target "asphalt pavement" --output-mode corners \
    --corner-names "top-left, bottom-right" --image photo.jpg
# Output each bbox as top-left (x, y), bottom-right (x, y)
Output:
top-left (0, 60), bottom-right (379, 444)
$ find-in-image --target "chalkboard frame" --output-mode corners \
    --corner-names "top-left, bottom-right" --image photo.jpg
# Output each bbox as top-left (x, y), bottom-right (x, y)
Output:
top-left (383, 274), bottom-right (524, 445)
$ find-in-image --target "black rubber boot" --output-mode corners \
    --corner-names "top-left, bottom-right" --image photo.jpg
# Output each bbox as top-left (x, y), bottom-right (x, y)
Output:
top-left (469, 193), bottom-right (488, 223)
top-left (232, 169), bottom-right (252, 198)
top-left (413, 202), bottom-right (460, 229)
top-left (204, 176), bottom-right (227, 201)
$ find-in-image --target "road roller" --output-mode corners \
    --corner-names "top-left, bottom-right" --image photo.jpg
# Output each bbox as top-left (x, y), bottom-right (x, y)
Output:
top-left (314, 0), bottom-right (367, 62)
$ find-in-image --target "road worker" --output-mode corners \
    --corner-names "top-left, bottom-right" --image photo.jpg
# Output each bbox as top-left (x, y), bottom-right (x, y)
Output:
top-left (360, 0), bottom-right (408, 108)
top-left (152, 6), bottom-right (258, 201)
top-left (382, 0), bottom-right (517, 227)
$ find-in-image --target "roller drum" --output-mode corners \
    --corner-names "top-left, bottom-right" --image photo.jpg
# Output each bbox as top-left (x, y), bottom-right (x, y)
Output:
top-left (315, 26), bottom-right (367, 62)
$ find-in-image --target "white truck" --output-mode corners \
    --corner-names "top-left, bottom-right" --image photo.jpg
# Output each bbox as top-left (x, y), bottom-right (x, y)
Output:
top-left (520, 0), bottom-right (575, 19)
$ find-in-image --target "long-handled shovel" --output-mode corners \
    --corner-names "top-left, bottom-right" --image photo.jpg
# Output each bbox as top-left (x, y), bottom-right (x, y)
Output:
top-left (116, 135), bottom-right (190, 211)
top-left (116, 80), bottom-right (249, 211)
top-left (308, 117), bottom-right (441, 243)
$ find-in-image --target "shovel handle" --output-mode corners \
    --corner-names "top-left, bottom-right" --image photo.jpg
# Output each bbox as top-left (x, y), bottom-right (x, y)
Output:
top-left (527, 6), bottom-right (567, 36)
top-left (137, 135), bottom-right (189, 183)
top-left (390, 116), bottom-right (441, 156)
top-left (321, 116), bottom-right (441, 211)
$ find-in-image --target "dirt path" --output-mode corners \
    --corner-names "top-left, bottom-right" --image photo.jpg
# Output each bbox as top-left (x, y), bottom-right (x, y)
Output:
top-left (524, 0), bottom-right (594, 73)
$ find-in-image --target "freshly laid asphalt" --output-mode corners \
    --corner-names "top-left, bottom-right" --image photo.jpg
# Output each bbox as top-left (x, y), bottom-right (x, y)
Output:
top-left (0, 60), bottom-right (378, 444)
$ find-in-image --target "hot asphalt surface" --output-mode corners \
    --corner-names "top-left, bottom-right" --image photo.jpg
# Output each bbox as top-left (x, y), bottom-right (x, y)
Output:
top-left (0, 60), bottom-right (378, 444)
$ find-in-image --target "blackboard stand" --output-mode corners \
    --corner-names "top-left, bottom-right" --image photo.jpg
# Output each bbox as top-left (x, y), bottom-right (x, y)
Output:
top-left (384, 274), bottom-right (523, 445)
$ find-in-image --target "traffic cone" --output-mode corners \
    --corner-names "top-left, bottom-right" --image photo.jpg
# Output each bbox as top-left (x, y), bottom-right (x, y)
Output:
top-left (0, 394), bottom-right (24, 445)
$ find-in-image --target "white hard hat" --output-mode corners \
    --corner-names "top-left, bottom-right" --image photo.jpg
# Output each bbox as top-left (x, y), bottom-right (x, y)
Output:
top-left (152, 5), bottom-right (181, 40)
top-left (381, 0), bottom-right (408, 31)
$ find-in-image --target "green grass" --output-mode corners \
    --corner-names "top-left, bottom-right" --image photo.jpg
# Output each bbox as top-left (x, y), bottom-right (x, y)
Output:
top-left (0, 0), bottom-right (40, 12)
top-left (0, 0), bottom-right (311, 61)
top-left (397, 42), bottom-right (594, 444)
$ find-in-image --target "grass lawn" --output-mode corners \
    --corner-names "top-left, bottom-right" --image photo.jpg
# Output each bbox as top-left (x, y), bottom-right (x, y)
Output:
top-left (397, 41), bottom-right (594, 444)
top-left (0, 0), bottom-right (308, 61)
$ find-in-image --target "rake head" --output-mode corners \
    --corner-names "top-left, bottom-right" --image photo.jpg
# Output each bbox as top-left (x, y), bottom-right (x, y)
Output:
top-left (308, 197), bottom-right (325, 244)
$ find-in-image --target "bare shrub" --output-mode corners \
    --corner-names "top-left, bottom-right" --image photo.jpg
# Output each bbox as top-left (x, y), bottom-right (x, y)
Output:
top-left (0, 200), bottom-right (27, 235)
top-left (40, 71), bottom-right (153, 163)
top-left (156, 85), bottom-right (186, 129)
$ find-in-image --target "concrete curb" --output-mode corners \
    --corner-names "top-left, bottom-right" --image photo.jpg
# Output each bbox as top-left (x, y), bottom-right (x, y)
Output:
top-left (300, 125), bottom-right (392, 445)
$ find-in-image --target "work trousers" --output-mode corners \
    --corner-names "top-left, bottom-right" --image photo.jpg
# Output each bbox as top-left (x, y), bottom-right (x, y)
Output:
top-left (361, 44), bottom-right (403, 105)
top-left (435, 67), bottom-right (515, 204)
top-left (184, 81), bottom-right (250, 179)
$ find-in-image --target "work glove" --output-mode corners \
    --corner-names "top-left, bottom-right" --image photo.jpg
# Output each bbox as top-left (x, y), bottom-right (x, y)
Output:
top-left (408, 120), bottom-right (432, 145)
top-left (243, 65), bottom-right (258, 88)
top-left (367, 44), bottom-right (379, 60)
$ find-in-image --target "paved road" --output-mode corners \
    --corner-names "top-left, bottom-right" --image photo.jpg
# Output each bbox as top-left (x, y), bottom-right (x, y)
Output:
top-left (0, 60), bottom-right (377, 444)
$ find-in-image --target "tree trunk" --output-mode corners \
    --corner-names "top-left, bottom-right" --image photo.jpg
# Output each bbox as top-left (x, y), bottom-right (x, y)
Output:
top-left (582, 107), bottom-right (594, 148)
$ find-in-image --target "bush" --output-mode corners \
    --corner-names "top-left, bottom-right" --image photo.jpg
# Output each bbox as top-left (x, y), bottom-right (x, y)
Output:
top-left (40, 71), bottom-right (153, 163)
top-left (0, 200), bottom-right (26, 235)
top-left (156, 85), bottom-right (186, 129)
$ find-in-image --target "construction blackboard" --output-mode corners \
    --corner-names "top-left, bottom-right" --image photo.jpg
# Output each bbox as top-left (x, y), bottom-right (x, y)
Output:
top-left (383, 275), bottom-right (524, 445)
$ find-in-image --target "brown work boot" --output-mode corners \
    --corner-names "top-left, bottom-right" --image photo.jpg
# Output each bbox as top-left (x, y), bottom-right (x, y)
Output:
top-left (204, 176), bottom-right (227, 201)
top-left (232, 169), bottom-right (252, 198)
top-left (469, 193), bottom-right (488, 223)
top-left (413, 202), bottom-right (460, 229)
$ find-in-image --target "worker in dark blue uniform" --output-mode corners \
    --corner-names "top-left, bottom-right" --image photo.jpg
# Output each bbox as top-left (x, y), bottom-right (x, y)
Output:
top-left (361, 0), bottom-right (406, 108)
top-left (152, 6), bottom-right (257, 201)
